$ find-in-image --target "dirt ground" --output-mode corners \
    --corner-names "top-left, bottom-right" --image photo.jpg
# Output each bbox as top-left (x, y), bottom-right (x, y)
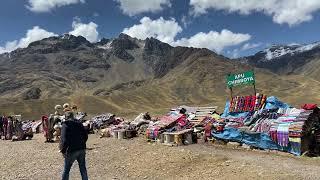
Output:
top-left (1, 134), bottom-right (320, 180)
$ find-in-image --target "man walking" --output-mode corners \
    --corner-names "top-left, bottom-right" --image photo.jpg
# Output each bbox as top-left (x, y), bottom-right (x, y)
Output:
top-left (60, 111), bottom-right (88, 180)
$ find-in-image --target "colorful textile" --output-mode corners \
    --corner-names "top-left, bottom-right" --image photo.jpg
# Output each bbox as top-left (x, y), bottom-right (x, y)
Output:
top-left (301, 104), bottom-right (318, 110)
top-left (229, 95), bottom-right (265, 113)
top-left (277, 123), bottom-right (290, 147)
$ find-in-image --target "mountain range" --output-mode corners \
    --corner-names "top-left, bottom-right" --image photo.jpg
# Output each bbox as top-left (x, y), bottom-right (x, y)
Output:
top-left (1, 33), bottom-right (320, 119)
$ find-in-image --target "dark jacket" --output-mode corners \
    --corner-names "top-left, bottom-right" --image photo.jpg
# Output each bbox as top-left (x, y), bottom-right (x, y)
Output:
top-left (60, 119), bottom-right (88, 154)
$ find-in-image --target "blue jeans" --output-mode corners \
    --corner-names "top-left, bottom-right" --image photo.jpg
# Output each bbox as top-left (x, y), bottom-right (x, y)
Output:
top-left (62, 150), bottom-right (88, 180)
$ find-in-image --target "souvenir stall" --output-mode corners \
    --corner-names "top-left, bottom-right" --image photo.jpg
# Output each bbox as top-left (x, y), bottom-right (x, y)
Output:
top-left (212, 96), bottom-right (320, 156)
top-left (146, 106), bottom-right (218, 146)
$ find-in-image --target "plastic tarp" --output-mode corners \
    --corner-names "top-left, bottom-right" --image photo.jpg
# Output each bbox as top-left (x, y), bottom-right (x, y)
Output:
top-left (265, 96), bottom-right (292, 110)
top-left (212, 127), bottom-right (300, 156)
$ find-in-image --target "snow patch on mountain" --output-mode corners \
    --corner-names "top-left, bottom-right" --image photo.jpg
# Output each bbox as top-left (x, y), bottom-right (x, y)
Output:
top-left (263, 42), bottom-right (320, 61)
top-left (97, 41), bottom-right (113, 50)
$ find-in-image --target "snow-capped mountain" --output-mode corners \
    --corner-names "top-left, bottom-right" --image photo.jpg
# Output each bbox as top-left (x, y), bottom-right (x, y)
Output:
top-left (241, 42), bottom-right (320, 75)
top-left (263, 42), bottom-right (320, 61)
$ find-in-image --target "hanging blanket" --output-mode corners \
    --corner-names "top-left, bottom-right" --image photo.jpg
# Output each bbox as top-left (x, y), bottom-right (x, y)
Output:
top-left (277, 123), bottom-right (290, 147)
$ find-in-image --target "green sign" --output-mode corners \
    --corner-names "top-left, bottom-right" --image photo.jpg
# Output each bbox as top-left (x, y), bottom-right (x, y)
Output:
top-left (226, 71), bottom-right (255, 88)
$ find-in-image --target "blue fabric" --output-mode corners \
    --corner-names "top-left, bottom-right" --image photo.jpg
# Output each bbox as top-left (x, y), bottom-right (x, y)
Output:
top-left (221, 101), bottom-right (231, 118)
top-left (212, 127), bottom-right (301, 156)
top-left (62, 150), bottom-right (88, 180)
top-left (265, 96), bottom-right (292, 110)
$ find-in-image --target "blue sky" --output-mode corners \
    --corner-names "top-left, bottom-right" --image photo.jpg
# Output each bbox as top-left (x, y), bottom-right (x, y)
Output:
top-left (1, 0), bottom-right (320, 58)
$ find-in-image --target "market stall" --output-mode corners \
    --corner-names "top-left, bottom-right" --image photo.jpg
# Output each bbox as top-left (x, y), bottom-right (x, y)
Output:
top-left (211, 96), bottom-right (320, 156)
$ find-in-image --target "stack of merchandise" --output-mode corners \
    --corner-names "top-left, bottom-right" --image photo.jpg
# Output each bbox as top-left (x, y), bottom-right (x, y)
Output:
top-left (75, 112), bottom-right (87, 122)
top-left (212, 96), bottom-right (320, 156)
top-left (21, 120), bottom-right (33, 132)
top-left (268, 108), bottom-right (313, 155)
top-left (31, 120), bottom-right (43, 133)
top-left (245, 109), bottom-right (280, 133)
top-left (91, 113), bottom-right (118, 130)
top-left (146, 106), bottom-right (199, 141)
top-left (146, 111), bottom-right (182, 140)
top-left (229, 93), bottom-right (267, 113)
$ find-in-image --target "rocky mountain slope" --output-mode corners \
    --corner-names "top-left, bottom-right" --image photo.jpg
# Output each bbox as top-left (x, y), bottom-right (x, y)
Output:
top-left (1, 34), bottom-right (319, 118)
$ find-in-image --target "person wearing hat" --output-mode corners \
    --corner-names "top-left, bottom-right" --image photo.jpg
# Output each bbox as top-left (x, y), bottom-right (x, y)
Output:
top-left (63, 103), bottom-right (72, 113)
top-left (60, 111), bottom-right (88, 180)
top-left (55, 105), bottom-right (63, 116)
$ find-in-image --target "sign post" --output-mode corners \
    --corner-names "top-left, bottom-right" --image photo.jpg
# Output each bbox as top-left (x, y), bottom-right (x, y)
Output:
top-left (226, 70), bottom-right (256, 99)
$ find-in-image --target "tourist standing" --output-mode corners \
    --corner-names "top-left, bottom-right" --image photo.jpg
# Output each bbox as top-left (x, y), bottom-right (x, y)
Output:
top-left (60, 111), bottom-right (88, 180)
top-left (2, 116), bottom-right (8, 140)
top-left (6, 116), bottom-right (13, 140)
top-left (0, 115), bottom-right (3, 139)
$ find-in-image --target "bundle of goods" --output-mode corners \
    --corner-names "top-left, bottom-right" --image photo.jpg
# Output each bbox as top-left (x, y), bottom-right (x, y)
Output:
top-left (91, 113), bottom-right (120, 130)
top-left (29, 120), bottom-right (43, 133)
top-left (11, 118), bottom-right (34, 141)
top-left (100, 121), bottom-right (137, 139)
top-left (229, 93), bottom-right (267, 113)
top-left (213, 97), bottom-right (320, 156)
top-left (130, 113), bottom-right (153, 134)
top-left (146, 108), bottom-right (193, 140)
top-left (75, 112), bottom-right (87, 122)
top-left (21, 120), bottom-right (33, 132)
top-left (101, 112), bottom-right (154, 138)
top-left (146, 112), bottom-right (182, 140)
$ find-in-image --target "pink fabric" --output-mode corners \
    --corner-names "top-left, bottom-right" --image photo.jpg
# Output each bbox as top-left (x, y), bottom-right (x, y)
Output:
top-left (177, 114), bottom-right (187, 127)
top-left (159, 114), bottom-right (181, 127)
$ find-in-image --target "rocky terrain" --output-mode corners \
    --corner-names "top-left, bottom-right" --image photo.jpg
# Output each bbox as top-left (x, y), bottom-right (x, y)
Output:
top-left (1, 134), bottom-right (320, 180)
top-left (1, 34), bottom-right (320, 119)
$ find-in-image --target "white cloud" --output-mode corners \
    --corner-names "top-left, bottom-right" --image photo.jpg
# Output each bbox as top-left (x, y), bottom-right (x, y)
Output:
top-left (69, 19), bottom-right (99, 42)
top-left (0, 19), bottom-right (100, 54)
top-left (173, 30), bottom-right (251, 53)
top-left (123, 17), bottom-right (182, 44)
top-left (0, 26), bottom-right (57, 54)
top-left (241, 43), bottom-right (262, 51)
top-left (27, 0), bottom-right (85, 12)
top-left (115, 0), bottom-right (171, 16)
top-left (123, 17), bottom-right (251, 53)
top-left (190, 0), bottom-right (320, 26)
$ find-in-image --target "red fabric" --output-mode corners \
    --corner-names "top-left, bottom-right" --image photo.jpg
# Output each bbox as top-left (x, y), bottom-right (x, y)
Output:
top-left (301, 104), bottom-right (318, 110)
top-left (250, 96), bottom-right (256, 111)
top-left (41, 115), bottom-right (49, 138)
top-left (176, 114), bottom-right (187, 127)
top-left (204, 123), bottom-right (212, 137)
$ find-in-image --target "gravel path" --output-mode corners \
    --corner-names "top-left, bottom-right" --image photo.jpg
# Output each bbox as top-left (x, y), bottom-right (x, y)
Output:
top-left (1, 134), bottom-right (320, 180)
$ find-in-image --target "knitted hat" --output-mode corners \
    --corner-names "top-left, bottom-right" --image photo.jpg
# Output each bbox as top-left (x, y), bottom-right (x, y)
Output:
top-left (55, 105), bottom-right (62, 111)
top-left (72, 105), bottom-right (78, 110)
top-left (63, 103), bottom-right (70, 109)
